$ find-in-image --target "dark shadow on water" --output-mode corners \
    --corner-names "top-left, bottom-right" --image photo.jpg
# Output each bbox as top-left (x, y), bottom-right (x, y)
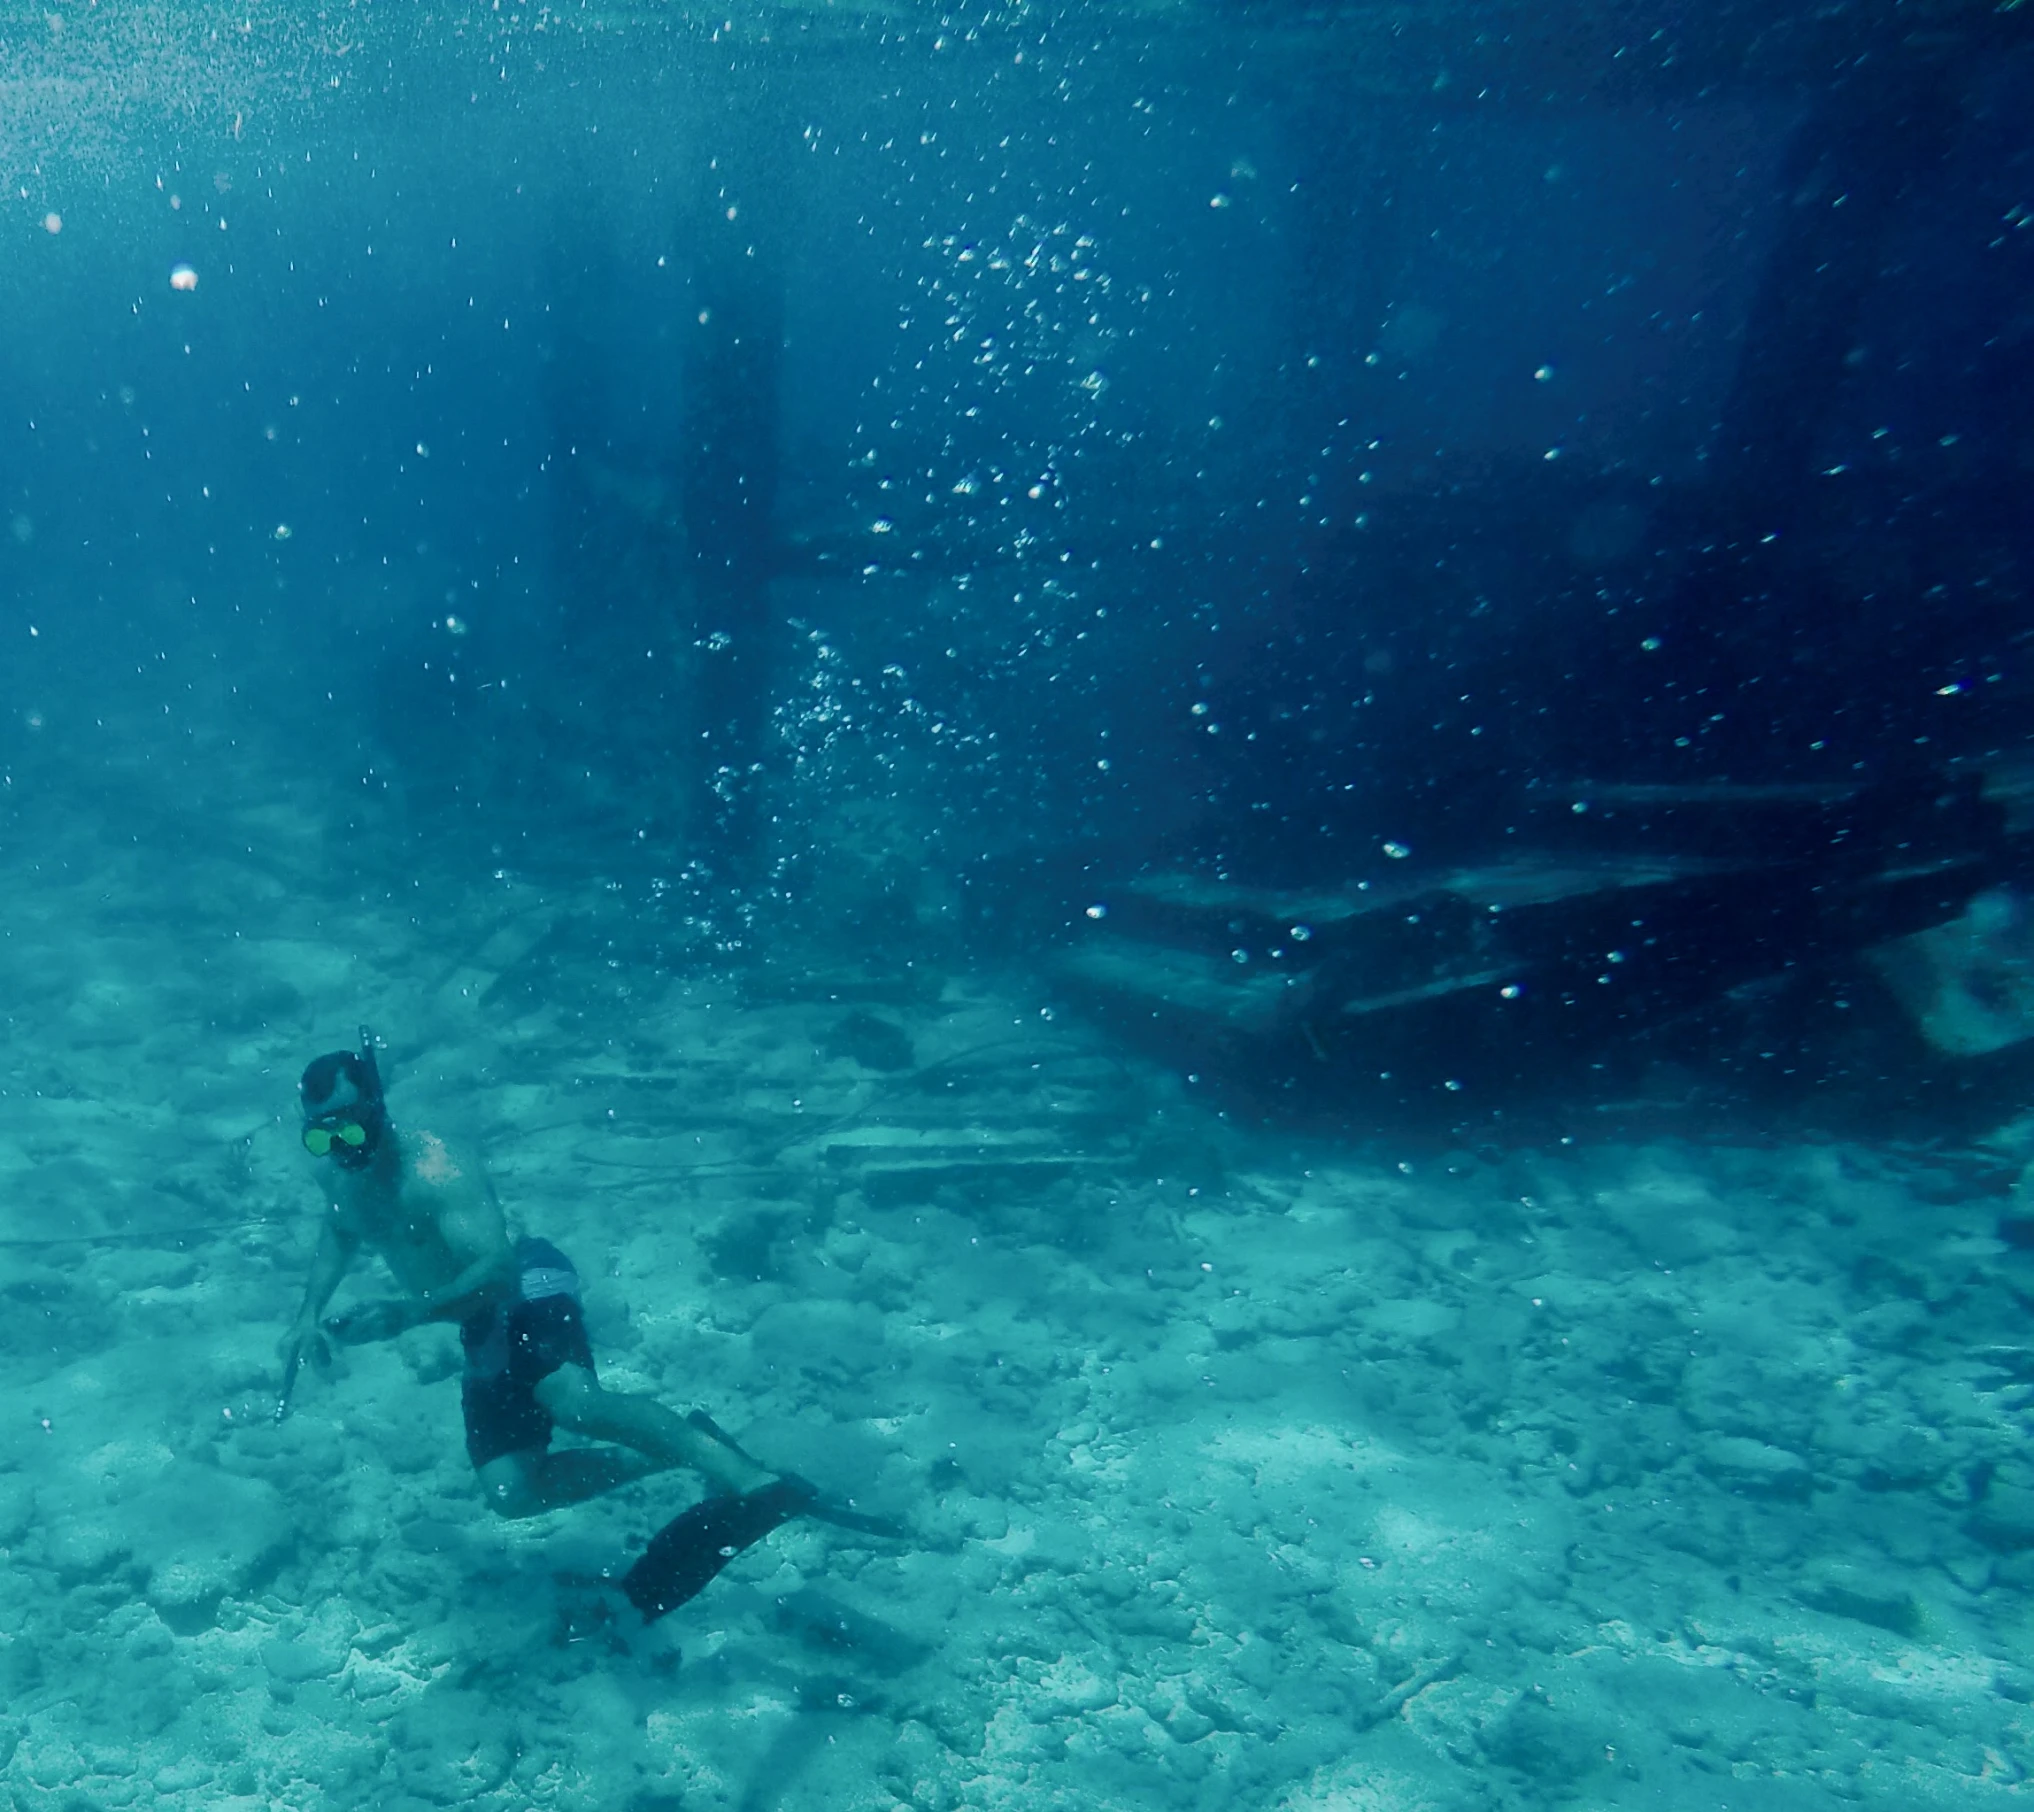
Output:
top-left (732, 1709), bottom-right (835, 1812)
top-left (1151, 971), bottom-right (2034, 1165)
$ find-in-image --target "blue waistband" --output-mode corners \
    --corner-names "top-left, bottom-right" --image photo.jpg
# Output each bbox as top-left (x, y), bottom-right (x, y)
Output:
top-left (514, 1236), bottom-right (580, 1303)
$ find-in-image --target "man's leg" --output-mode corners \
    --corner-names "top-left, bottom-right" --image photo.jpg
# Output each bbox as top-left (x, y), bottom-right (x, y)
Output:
top-left (476, 1444), bottom-right (667, 1518)
top-left (534, 1364), bottom-right (775, 1495)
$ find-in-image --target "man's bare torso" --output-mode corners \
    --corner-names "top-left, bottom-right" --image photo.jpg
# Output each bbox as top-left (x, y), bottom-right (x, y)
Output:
top-left (328, 1128), bottom-right (513, 1310)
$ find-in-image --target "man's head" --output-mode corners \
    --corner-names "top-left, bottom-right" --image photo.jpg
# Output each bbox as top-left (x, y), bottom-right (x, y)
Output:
top-left (300, 1043), bottom-right (387, 1170)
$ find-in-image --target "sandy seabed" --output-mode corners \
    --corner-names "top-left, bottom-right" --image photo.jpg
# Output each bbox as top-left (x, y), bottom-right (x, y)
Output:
top-left (3, 750), bottom-right (2032, 1812)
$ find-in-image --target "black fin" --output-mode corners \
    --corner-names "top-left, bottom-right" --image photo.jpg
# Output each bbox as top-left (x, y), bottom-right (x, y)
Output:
top-left (622, 1478), bottom-right (815, 1622)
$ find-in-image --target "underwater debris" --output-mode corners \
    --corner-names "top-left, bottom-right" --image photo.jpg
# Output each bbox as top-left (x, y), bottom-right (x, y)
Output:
top-left (823, 1009), bottom-right (917, 1072)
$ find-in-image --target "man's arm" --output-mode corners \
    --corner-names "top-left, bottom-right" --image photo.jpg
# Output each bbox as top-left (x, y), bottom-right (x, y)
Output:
top-left (410, 1254), bottom-right (517, 1324)
top-left (277, 1212), bottom-right (358, 1417)
top-left (284, 1212), bottom-right (359, 1349)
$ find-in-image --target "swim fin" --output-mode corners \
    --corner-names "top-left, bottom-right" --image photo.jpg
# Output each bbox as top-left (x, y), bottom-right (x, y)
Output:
top-left (622, 1477), bottom-right (816, 1622)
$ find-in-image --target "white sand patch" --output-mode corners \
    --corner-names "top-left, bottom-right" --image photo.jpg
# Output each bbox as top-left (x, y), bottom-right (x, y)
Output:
top-left (1277, 1756), bottom-right (1447, 1812)
top-left (1205, 1420), bottom-right (1408, 1486)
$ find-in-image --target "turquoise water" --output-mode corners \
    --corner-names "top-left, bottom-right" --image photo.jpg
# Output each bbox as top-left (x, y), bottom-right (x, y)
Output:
top-left (4, 6), bottom-right (2033, 1809)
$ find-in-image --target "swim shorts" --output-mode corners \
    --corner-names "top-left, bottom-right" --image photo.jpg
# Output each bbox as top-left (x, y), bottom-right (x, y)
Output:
top-left (460, 1236), bottom-right (596, 1469)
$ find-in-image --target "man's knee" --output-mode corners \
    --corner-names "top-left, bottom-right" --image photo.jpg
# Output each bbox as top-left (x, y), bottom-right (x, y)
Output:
top-left (476, 1454), bottom-right (542, 1519)
top-left (532, 1362), bottom-right (601, 1427)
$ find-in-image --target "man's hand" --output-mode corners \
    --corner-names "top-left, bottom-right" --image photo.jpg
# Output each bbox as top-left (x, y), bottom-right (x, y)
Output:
top-left (275, 1320), bottom-right (332, 1422)
top-left (323, 1299), bottom-right (417, 1346)
top-left (277, 1320), bottom-right (332, 1375)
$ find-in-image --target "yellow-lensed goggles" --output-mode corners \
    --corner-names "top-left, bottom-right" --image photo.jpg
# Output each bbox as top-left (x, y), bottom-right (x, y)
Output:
top-left (302, 1118), bottom-right (370, 1157)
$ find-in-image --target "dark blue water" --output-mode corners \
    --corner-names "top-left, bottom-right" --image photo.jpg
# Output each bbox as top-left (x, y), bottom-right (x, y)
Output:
top-left (3, 8), bottom-right (2033, 1810)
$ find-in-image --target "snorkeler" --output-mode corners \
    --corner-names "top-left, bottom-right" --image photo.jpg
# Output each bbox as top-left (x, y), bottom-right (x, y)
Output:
top-left (279, 1030), bottom-right (896, 1615)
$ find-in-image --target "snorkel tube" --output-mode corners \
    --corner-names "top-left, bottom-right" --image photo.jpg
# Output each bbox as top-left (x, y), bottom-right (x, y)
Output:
top-left (348, 1025), bottom-right (389, 1163)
